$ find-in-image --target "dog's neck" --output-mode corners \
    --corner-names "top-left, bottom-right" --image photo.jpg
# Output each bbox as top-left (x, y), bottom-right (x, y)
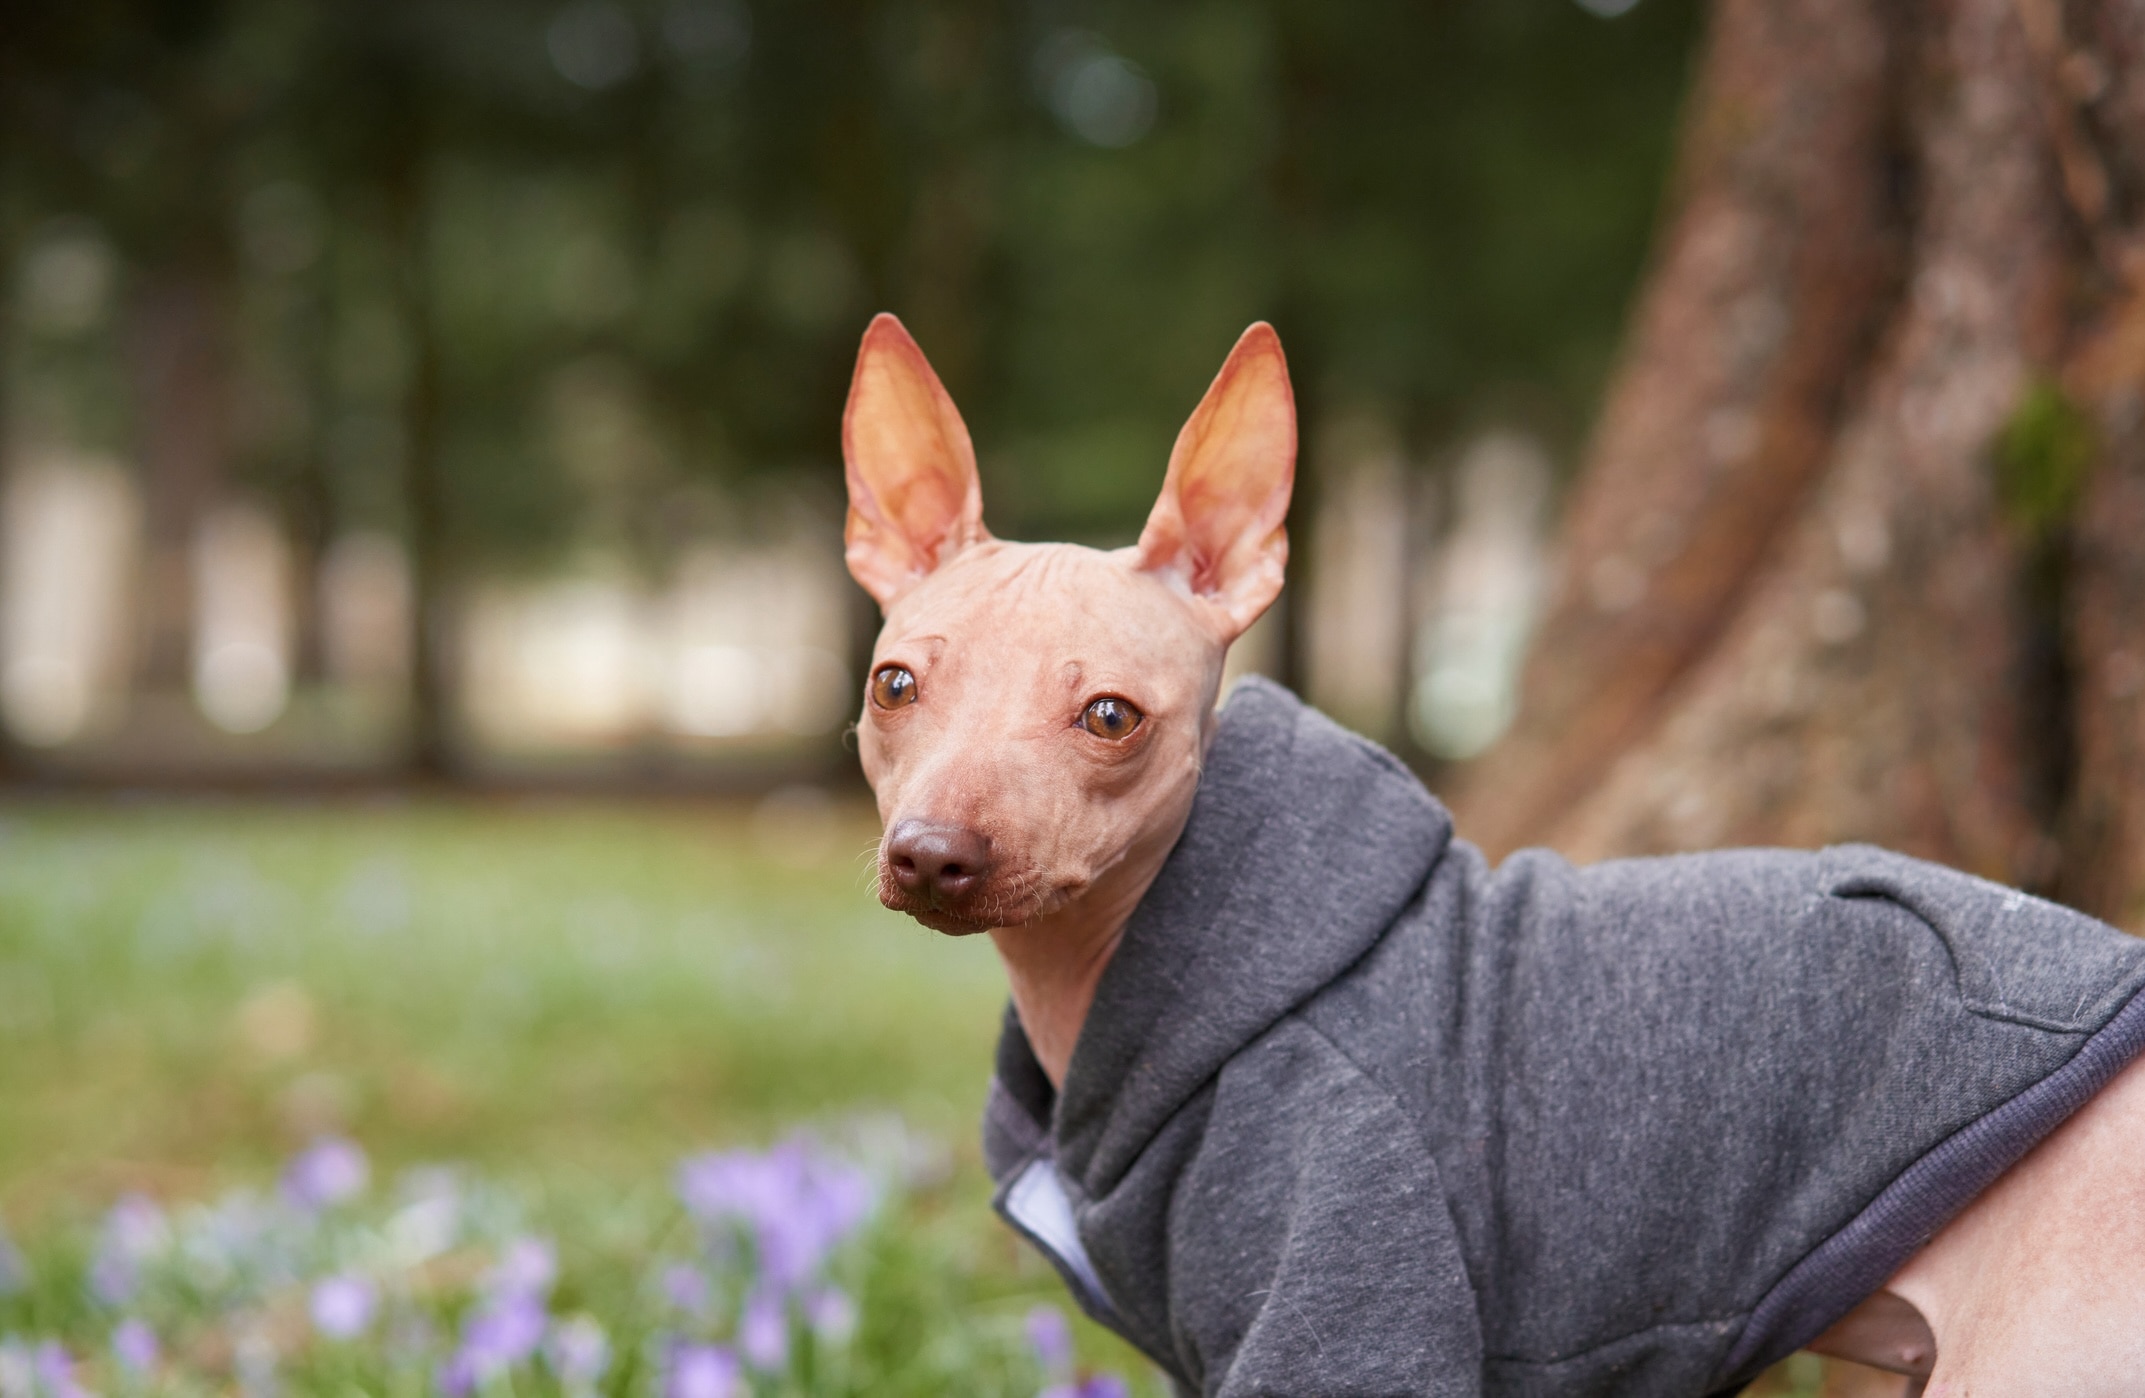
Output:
top-left (984, 819), bottom-right (1176, 1090)
top-left (988, 717), bottom-right (1216, 1090)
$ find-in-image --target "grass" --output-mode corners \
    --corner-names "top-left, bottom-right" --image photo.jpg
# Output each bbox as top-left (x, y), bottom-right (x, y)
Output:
top-left (0, 794), bottom-right (1163, 1396)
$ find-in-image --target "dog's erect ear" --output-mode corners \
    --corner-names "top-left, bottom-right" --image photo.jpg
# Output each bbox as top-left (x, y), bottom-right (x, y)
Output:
top-left (1135, 322), bottom-right (1296, 640)
top-left (842, 313), bottom-right (989, 608)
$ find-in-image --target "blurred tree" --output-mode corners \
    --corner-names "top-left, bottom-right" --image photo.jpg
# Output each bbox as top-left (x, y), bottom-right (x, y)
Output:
top-left (1454, 0), bottom-right (2145, 935)
top-left (2, 0), bottom-right (1706, 773)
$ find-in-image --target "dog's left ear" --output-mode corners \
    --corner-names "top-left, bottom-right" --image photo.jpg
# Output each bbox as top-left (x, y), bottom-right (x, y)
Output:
top-left (1135, 322), bottom-right (1296, 640)
top-left (842, 313), bottom-right (990, 608)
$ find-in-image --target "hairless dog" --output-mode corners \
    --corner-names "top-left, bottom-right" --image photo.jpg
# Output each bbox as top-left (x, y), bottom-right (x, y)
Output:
top-left (842, 312), bottom-right (2145, 1397)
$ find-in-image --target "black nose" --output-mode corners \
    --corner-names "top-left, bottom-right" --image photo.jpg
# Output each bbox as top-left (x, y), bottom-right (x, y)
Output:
top-left (885, 820), bottom-right (992, 904)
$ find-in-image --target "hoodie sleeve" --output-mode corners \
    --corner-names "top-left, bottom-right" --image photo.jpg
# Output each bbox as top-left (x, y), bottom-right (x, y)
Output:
top-left (1164, 1018), bottom-right (1483, 1397)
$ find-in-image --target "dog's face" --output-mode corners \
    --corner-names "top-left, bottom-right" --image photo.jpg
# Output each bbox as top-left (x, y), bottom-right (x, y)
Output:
top-left (859, 540), bottom-right (1222, 932)
top-left (841, 315), bottom-right (1296, 934)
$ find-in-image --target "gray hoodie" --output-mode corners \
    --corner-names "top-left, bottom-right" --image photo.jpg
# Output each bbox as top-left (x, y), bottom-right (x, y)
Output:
top-left (983, 679), bottom-right (2145, 1397)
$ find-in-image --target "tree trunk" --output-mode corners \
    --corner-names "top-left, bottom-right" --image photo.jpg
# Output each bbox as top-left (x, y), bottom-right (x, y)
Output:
top-left (127, 267), bottom-right (232, 693)
top-left (1457, 0), bottom-right (2145, 928)
top-left (390, 153), bottom-right (454, 781)
top-left (1447, 0), bottom-right (1908, 856)
top-left (2053, 1), bottom-right (2145, 929)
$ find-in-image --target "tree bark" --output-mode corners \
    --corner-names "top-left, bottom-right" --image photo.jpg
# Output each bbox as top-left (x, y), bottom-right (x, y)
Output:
top-left (1448, 0), bottom-right (1907, 856)
top-left (1544, 0), bottom-right (2065, 880)
top-left (1452, 0), bottom-right (2145, 902)
top-left (2051, 0), bottom-right (2145, 929)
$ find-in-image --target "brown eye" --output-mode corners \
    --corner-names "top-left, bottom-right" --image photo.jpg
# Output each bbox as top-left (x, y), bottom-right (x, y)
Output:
top-left (1080, 696), bottom-right (1142, 739)
top-left (872, 665), bottom-right (918, 709)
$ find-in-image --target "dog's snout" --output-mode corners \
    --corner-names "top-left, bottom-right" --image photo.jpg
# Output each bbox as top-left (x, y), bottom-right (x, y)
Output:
top-left (886, 820), bottom-right (992, 903)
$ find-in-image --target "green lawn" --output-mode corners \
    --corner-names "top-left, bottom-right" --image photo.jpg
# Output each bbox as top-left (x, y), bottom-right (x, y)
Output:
top-left (0, 796), bottom-right (1160, 1396)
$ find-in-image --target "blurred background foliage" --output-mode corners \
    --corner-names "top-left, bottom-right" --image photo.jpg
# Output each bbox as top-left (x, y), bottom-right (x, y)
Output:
top-left (0, 0), bottom-right (1698, 782)
top-left (6, 0), bottom-right (1699, 543)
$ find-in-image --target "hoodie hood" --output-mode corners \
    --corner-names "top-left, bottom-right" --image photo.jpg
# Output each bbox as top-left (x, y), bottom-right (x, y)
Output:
top-left (1013, 675), bottom-right (1453, 1196)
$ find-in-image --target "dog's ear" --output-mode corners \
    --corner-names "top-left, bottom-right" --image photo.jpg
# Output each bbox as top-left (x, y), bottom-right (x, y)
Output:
top-left (1135, 322), bottom-right (1296, 640)
top-left (842, 313), bottom-right (989, 608)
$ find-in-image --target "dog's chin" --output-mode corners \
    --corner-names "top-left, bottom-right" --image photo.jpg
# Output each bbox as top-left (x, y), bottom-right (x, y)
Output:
top-left (876, 873), bottom-right (1062, 937)
top-left (901, 906), bottom-right (996, 936)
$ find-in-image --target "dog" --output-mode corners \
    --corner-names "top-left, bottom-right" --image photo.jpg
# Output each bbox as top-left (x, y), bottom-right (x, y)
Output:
top-left (840, 312), bottom-right (2145, 1397)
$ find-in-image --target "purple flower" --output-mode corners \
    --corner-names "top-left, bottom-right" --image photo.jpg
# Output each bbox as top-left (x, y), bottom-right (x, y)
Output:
top-left (1040, 1384), bottom-right (1130, 1398)
top-left (660, 1263), bottom-right (709, 1316)
top-left (110, 1320), bottom-right (157, 1375)
top-left (664, 1342), bottom-right (740, 1398)
top-left (803, 1286), bottom-right (856, 1344)
top-left (89, 1196), bottom-right (165, 1306)
top-left (281, 1137), bottom-right (369, 1211)
top-left (309, 1275), bottom-right (377, 1339)
top-left (32, 1343), bottom-right (87, 1398)
top-left (485, 1238), bottom-right (556, 1302)
top-left (1025, 1304), bottom-right (1073, 1372)
top-left (544, 1315), bottom-right (609, 1390)
top-left (674, 1140), bottom-right (875, 1295)
top-left (736, 1291), bottom-right (786, 1371)
top-left (439, 1291), bottom-right (547, 1394)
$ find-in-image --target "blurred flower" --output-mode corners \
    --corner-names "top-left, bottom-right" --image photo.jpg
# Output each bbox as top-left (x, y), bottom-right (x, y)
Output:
top-left (544, 1315), bottom-right (609, 1392)
top-left (736, 1291), bottom-right (785, 1371)
top-left (384, 1191), bottom-right (459, 1268)
top-left (32, 1343), bottom-right (87, 1398)
top-left (674, 1140), bottom-right (874, 1295)
top-left (1040, 1380), bottom-right (1129, 1398)
top-left (802, 1286), bottom-right (856, 1345)
top-left (659, 1263), bottom-right (709, 1316)
top-left (280, 1137), bottom-right (368, 1211)
top-left (1025, 1304), bottom-right (1072, 1372)
top-left (89, 1196), bottom-right (165, 1306)
top-left (486, 1238), bottom-right (556, 1301)
top-left (109, 1321), bottom-right (157, 1376)
top-left (309, 1275), bottom-right (377, 1339)
top-left (181, 1191), bottom-right (285, 1297)
top-left (663, 1342), bottom-right (739, 1398)
top-left (439, 1291), bottom-right (547, 1396)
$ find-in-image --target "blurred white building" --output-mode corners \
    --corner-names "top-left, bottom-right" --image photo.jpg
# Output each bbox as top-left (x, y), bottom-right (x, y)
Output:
top-left (461, 538), bottom-right (853, 752)
top-left (1304, 419), bottom-right (1413, 740)
top-left (2, 453), bottom-right (140, 746)
top-left (193, 502), bottom-right (294, 734)
top-left (1411, 431), bottom-right (1551, 760)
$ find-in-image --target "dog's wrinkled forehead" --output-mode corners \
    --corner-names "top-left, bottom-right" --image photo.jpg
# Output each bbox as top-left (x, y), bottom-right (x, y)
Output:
top-left (873, 541), bottom-right (1218, 711)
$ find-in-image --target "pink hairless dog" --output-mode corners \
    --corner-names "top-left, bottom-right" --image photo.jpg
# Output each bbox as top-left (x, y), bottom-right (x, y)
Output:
top-left (842, 311), bottom-right (2145, 1398)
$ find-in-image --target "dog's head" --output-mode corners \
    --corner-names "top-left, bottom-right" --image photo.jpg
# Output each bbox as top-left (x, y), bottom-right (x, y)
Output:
top-left (843, 314), bottom-right (1296, 934)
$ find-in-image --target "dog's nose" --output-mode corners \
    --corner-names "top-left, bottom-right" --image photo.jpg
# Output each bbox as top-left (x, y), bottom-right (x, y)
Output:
top-left (885, 820), bottom-right (992, 903)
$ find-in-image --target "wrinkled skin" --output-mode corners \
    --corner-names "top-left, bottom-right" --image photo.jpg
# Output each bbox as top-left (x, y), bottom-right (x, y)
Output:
top-left (859, 539), bottom-right (1223, 936)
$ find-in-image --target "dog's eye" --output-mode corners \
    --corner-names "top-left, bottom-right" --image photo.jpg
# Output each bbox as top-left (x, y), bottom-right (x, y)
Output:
top-left (1081, 697), bottom-right (1142, 739)
top-left (872, 665), bottom-right (918, 710)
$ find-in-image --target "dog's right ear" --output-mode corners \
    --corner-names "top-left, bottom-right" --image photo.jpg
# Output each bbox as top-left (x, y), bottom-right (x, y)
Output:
top-left (1135, 322), bottom-right (1296, 641)
top-left (842, 313), bottom-right (989, 608)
